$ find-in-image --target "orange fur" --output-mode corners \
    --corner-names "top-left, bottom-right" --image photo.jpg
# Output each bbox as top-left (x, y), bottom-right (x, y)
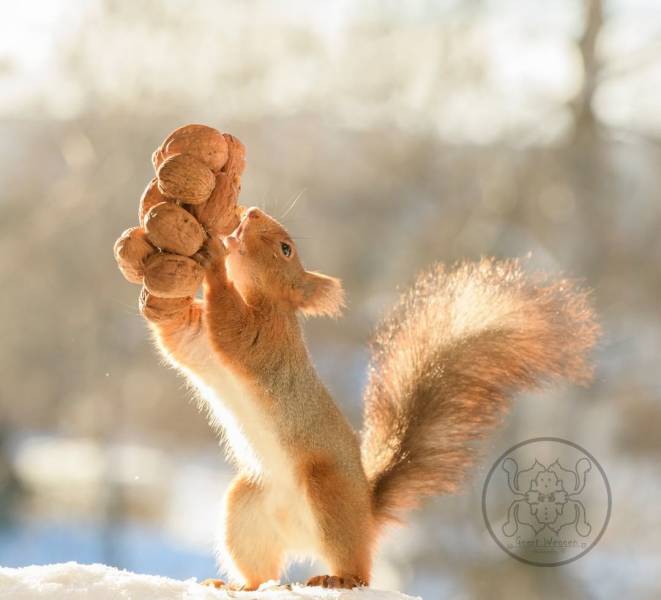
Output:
top-left (223, 475), bottom-right (285, 590)
top-left (296, 452), bottom-right (373, 585)
top-left (148, 300), bottom-right (205, 367)
top-left (140, 209), bottom-right (599, 588)
top-left (361, 259), bottom-right (600, 527)
top-left (196, 209), bottom-right (370, 585)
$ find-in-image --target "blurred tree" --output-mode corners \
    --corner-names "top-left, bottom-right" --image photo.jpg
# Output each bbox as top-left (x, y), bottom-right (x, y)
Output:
top-left (0, 429), bottom-right (24, 526)
top-left (572, 0), bottom-right (603, 140)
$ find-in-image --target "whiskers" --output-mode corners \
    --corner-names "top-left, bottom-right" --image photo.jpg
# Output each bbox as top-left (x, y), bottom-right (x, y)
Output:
top-left (279, 188), bottom-right (306, 220)
top-left (250, 188), bottom-right (306, 222)
top-left (245, 189), bottom-right (311, 243)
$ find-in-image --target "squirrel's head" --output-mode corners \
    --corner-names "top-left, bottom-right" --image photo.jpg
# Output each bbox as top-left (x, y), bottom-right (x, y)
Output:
top-left (224, 207), bottom-right (344, 317)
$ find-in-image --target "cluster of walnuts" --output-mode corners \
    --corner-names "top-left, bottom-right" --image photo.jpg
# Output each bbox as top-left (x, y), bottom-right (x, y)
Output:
top-left (114, 124), bottom-right (245, 322)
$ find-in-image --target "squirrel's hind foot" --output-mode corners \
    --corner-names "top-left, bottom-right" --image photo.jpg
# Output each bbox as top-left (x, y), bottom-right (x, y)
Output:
top-left (306, 575), bottom-right (366, 589)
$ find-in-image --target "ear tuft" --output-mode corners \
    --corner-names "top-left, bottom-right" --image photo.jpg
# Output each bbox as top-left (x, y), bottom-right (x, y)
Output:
top-left (298, 271), bottom-right (345, 317)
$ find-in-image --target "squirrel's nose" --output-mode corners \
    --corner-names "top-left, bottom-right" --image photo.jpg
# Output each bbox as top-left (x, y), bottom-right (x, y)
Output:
top-left (245, 207), bottom-right (261, 220)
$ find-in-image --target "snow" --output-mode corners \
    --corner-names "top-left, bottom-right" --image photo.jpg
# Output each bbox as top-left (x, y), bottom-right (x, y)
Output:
top-left (0, 562), bottom-right (421, 600)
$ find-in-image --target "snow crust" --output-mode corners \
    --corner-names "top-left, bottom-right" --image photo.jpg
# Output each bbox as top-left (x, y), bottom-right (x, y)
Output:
top-left (0, 562), bottom-right (421, 600)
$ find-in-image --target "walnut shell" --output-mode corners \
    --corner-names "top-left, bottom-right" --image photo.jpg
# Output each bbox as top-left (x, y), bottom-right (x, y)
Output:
top-left (113, 227), bottom-right (155, 284)
top-left (190, 172), bottom-right (241, 236)
top-left (151, 147), bottom-right (165, 172)
top-left (144, 202), bottom-right (206, 256)
top-left (139, 178), bottom-right (170, 227)
top-left (143, 252), bottom-right (204, 298)
top-left (152, 124), bottom-right (228, 173)
top-left (139, 287), bottom-right (193, 323)
top-left (157, 154), bottom-right (215, 205)
top-left (222, 133), bottom-right (246, 185)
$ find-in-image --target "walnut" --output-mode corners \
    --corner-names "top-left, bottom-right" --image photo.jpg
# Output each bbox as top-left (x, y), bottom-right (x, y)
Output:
top-left (152, 124), bottom-right (228, 173)
top-left (113, 227), bottom-right (155, 284)
top-left (190, 172), bottom-right (241, 236)
top-left (143, 252), bottom-right (204, 298)
top-left (144, 202), bottom-right (206, 256)
top-left (139, 287), bottom-right (193, 323)
top-left (157, 154), bottom-right (215, 205)
top-left (139, 178), bottom-right (169, 227)
top-left (115, 123), bottom-right (247, 308)
top-left (221, 133), bottom-right (246, 185)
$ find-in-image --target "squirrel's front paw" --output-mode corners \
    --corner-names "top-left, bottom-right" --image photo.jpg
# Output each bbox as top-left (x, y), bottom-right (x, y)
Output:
top-left (200, 579), bottom-right (255, 592)
top-left (192, 235), bottom-right (226, 271)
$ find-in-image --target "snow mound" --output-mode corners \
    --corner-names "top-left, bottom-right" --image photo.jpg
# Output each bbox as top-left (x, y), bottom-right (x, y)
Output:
top-left (0, 562), bottom-right (420, 600)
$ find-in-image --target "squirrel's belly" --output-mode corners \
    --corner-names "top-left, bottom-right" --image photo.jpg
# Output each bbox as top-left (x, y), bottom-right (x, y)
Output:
top-left (174, 333), bottom-right (300, 476)
top-left (186, 364), bottom-right (292, 475)
top-left (170, 332), bottom-right (322, 553)
top-left (266, 480), bottom-right (321, 554)
top-left (191, 365), bottom-right (321, 551)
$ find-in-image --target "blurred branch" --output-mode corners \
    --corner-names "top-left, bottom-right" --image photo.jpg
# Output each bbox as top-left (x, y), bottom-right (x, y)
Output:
top-left (571, 0), bottom-right (603, 139)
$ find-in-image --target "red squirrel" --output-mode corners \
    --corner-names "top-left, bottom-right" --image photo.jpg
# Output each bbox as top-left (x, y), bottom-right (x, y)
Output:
top-left (143, 206), bottom-right (599, 590)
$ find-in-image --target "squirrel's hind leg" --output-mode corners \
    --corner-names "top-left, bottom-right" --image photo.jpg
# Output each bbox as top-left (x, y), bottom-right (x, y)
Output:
top-left (217, 474), bottom-right (285, 590)
top-left (300, 454), bottom-right (374, 587)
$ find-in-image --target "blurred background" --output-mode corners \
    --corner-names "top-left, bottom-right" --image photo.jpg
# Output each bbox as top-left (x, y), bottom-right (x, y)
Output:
top-left (1, 0), bottom-right (660, 598)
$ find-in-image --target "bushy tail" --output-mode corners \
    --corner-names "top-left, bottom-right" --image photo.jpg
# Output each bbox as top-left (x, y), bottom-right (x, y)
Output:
top-left (360, 258), bottom-right (599, 527)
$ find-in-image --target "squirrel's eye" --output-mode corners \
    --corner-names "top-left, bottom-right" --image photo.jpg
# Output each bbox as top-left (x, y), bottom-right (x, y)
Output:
top-left (281, 242), bottom-right (292, 258)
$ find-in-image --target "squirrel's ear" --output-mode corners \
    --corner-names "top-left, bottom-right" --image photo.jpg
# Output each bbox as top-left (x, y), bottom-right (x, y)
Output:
top-left (296, 271), bottom-right (345, 317)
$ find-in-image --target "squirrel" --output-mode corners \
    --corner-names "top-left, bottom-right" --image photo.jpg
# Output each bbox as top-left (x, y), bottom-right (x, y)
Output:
top-left (142, 206), bottom-right (599, 590)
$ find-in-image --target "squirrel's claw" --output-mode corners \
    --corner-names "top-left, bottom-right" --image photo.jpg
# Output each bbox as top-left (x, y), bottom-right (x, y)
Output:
top-left (200, 578), bottom-right (249, 591)
top-left (200, 578), bottom-right (226, 589)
